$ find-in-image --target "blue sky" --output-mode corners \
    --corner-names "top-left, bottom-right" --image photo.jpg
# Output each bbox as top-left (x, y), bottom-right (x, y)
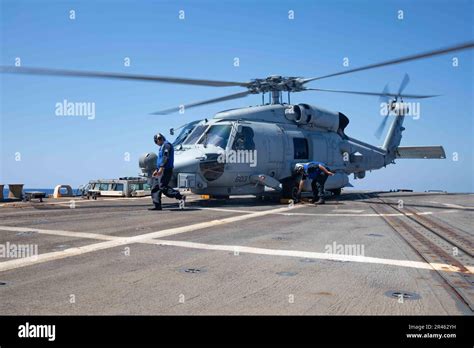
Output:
top-left (1, 0), bottom-right (472, 192)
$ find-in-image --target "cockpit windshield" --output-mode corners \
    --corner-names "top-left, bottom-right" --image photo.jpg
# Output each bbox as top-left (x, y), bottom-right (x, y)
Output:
top-left (183, 125), bottom-right (208, 145)
top-left (173, 120), bottom-right (201, 146)
top-left (198, 125), bottom-right (232, 149)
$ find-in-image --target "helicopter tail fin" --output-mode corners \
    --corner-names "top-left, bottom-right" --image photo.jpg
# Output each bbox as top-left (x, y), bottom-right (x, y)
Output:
top-left (382, 115), bottom-right (405, 152)
top-left (381, 114), bottom-right (446, 162)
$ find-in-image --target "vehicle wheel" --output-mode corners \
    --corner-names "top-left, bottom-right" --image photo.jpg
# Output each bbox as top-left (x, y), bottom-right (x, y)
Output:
top-left (329, 188), bottom-right (342, 196)
top-left (281, 178), bottom-right (299, 200)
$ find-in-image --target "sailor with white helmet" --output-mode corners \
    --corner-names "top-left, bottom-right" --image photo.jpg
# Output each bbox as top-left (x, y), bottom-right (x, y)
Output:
top-left (294, 162), bottom-right (334, 204)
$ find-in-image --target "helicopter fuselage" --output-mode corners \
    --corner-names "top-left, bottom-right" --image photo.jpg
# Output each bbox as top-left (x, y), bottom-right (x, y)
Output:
top-left (141, 103), bottom-right (395, 198)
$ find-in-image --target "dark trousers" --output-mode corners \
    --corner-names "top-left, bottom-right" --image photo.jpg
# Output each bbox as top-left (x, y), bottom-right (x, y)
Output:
top-left (151, 168), bottom-right (183, 207)
top-left (311, 173), bottom-right (328, 200)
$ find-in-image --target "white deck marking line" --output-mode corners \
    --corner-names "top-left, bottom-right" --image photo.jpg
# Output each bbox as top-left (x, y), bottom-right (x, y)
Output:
top-left (426, 200), bottom-right (474, 210)
top-left (0, 204), bottom-right (304, 272)
top-left (0, 195), bottom-right (171, 209)
top-left (146, 239), bottom-right (474, 273)
top-left (0, 203), bottom-right (443, 217)
top-left (442, 203), bottom-right (474, 210)
top-left (0, 221), bottom-right (471, 274)
top-left (0, 225), bottom-right (117, 241)
top-left (15, 196), bottom-right (200, 208)
top-left (0, 195), bottom-right (203, 208)
top-left (198, 207), bottom-right (257, 214)
top-left (270, 211), bottom-right (435, 217)
top-left (201, 207), bottom-right (440, 217)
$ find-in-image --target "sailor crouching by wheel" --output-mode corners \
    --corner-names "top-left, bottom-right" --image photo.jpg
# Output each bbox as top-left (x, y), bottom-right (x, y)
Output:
top-left (294, 162), bottom-right (335, 205)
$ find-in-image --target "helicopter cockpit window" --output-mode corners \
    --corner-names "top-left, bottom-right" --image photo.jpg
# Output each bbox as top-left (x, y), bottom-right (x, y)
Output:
top-left (293, 138), bottom-right (309, 159)
top-left (183, 125), bottom-right (208, 145)
top-left (198, 125), bottom-right (232, 149)
top-left (232, 126), bottom-right (255, 150)
top-left (173, 120), bottom-right (200, 146)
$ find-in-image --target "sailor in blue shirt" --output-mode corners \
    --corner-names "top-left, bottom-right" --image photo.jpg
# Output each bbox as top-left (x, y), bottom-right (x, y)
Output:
top-left (149, 133), bottom-right (185, 210)
top-left (294, 161), bottom-right (334, 204)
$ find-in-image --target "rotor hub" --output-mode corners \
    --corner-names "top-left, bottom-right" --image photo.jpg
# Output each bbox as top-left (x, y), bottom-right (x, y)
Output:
top-left (248, 76), bottom-right (306, 94)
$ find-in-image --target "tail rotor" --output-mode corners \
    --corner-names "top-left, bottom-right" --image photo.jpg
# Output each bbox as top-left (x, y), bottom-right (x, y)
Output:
top-left (375, 73), bottom-right (410, 139)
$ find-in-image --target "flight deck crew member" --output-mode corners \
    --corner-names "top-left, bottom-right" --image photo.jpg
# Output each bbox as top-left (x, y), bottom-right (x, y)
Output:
top-left (149, 133), bottom-right (185, 211)
top-left (295, 162), bottom-right (334, 204)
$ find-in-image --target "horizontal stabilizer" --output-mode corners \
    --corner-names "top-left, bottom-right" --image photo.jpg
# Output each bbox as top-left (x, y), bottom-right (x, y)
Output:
top-left (395, 146), bottom-right (446, 159)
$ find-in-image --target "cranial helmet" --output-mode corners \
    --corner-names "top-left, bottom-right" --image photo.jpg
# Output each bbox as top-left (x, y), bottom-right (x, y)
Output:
top-left (154, 133), bottom-right (165, 144)
top-left (294, 163), bottom-right (305, 173)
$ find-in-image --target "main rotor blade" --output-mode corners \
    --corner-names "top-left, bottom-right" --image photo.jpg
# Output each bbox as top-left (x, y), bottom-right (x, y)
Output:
top-left (302, 41), bottom-right (474, 83)
top-left (0, 66), bottom-right (250, 87)
top-left (304, 87), bottom-right (437, 99)
top-left (150, 91), bottom-right (252, 115)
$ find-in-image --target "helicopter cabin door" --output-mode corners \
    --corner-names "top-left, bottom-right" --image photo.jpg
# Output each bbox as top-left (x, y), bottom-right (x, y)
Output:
top-left (260, 123), bottom-right (284, 178)
top-left (310, 134), bottom-right (329, 163)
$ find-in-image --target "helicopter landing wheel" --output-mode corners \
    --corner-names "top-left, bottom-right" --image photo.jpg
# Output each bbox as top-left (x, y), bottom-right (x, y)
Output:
top-left (281, 179), bottom-right (299, 201)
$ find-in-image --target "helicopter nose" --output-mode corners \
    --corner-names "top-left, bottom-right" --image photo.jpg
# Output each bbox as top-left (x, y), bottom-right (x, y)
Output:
top-left (174, 150), bottom-right (203, 173)
top-left (197, 153), bottom-right (225, 182)
top-left (174, 149), bottom-right (225, 183)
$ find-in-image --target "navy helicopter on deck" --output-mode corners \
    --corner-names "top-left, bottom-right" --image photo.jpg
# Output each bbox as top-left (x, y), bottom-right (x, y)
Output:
top-left (2, 42), bottom-right (472, 200)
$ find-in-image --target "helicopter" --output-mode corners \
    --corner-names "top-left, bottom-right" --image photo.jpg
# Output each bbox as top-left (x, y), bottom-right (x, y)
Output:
top-left (1, 41), bottom-right (472, 200)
